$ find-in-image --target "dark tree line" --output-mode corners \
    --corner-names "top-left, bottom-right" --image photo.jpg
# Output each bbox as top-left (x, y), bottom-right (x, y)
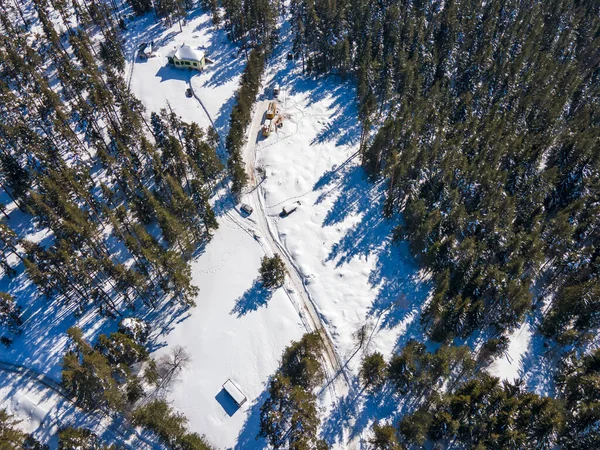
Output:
top-left (57, 427), bottom-right (116, 450)
top-left (399, 373), bottom-right (564, 449)
top-left (61, 325), bottom-right (213, 448)
top-left (225, 46), bottom-right (267, 195)
top-left (288, 0), bottom-right (600, 346)
top-left (259, 333), bottom-right (329, 450)
top-left (221, 0), bottom-right (278, 45)
top-left (360, 342), bottom-right (600, 449)
top-left (62, 326), bottom-right (150, 412)
top-left (132, 399), bottom-right (214, 450)
top-left (285, 0), bottom-right (600, 445)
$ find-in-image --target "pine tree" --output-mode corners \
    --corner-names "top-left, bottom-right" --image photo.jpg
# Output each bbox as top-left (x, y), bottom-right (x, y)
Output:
top-left (0, 408), bottom-right (29, 449)
top-left (128, 0), bottom-right (153, 15)
top-left (58, 427), bottom-right (115, 450)
top-left (132, 400), bottom-right (188, 446)
top-left (370, 421), bottom-right (403, 450)
top-left (259, 374), bottom-right (327, 450)
top-left (0, 292), bottom-right (22, 333)
top-left (259, 254), bottom-right (286, 289)
top-left (61, 327), bottom-right (125, 411)
top-left (360, 352), bottom-right (386, 391)
top-left (280, 332), bottom-right (324, 389)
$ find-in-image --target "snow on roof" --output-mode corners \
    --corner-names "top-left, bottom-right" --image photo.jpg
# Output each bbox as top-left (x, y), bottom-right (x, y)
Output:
top-left (222, 379), bottom-right (246, 406)
top-left (168, 44), bottom-right (205, 62)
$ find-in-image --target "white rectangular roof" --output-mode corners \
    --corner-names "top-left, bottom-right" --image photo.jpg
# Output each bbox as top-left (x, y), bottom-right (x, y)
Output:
top-left (223, 379), bottom-right (246, 406)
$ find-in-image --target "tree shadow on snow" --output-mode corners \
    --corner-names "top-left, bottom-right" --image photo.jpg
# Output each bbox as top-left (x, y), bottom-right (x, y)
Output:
top-left (215, 388), bottom-right (240, 417)
top-left (312, 150), bottom-right (360, 195)
top-left (323, 382), bottom-right (405, 445)
top-left (143, 299), bottom-right (193, 352)
top-left (230, 279), bottom-right (273, 318)
top-left (310, 162), bottom-right (433, 440)
top-left (329, 379), bottom-right (430, 447)
top-left (317, 163), bottom-right (430, 335)
top-left (234, 389), bottom-right (269, 450)
top-left (211, 186), bottom-right (237, 218)
top-left (212, 95), bottom-right (238, 153)
top-left (201, 39), bottom-right (245, 89)
top-left (266, 24), bottom-right (361, 147)
top-left (0, 267), bottom-right (114, 380)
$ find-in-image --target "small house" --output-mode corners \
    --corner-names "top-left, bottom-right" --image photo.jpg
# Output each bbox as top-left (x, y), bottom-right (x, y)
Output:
top-left (167, 44), bottom-right (206, 71)
top-left (223, 379), bottom-right (247, 407)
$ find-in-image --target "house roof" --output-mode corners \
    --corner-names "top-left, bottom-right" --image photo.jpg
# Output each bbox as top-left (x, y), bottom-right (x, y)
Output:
top-left (168, 44), bottom-right (205, 62)
top-left (222, 379), bottom-right (246, 406)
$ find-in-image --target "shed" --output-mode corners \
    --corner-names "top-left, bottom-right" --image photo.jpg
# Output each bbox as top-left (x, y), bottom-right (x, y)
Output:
top-left (266, 101), bottom-right (277, 119)
top-left (222, 379), bottom-right (247, 407)
top-left (167, 44), bottom-right (206, 71)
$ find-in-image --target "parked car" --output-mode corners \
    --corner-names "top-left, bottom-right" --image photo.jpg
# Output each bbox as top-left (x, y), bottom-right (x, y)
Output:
top-left (241, 203), bottom-right (253, 215)
top-left (185, 87), bottom-right (193, 97)
top-left (273, 84), bottom-right (280, 97)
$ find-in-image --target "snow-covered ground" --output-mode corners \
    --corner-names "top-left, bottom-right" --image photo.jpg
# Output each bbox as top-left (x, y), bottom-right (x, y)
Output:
top-left (251, 72), bottom-right (431, 372)
top-left (232, 23), bottom-right (434, 446)
top-left (150, 203), bottom-right (305, 449)
top-left (127, 14), bottom-right (433, 447)
top-left (0, 6), bottom-right (565, 450)
top-left (488, 322), bottom-right (533, 382)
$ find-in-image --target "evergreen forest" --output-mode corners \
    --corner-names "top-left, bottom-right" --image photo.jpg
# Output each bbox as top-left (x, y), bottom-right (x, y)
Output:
top-left (1, 0), bottom-right (599, 448)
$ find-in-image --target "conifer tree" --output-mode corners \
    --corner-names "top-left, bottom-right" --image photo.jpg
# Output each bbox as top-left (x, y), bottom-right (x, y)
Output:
top-left (259, 254), bottom-right (286, 289)
top-left (360, 352), bottom-right (386, 391)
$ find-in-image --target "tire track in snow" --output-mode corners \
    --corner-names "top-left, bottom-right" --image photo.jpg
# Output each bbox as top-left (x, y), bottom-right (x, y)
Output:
top-left (188, 73), bottom-right (228, 157)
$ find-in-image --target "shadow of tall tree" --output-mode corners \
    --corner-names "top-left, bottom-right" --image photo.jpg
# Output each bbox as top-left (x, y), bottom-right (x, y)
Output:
top-left (230, 279), bottom-right (273, 318)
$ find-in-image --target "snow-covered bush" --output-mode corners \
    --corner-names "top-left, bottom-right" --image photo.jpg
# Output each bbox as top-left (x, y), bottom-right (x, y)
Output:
top-left (118, 317), bottom-right (150, 344)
